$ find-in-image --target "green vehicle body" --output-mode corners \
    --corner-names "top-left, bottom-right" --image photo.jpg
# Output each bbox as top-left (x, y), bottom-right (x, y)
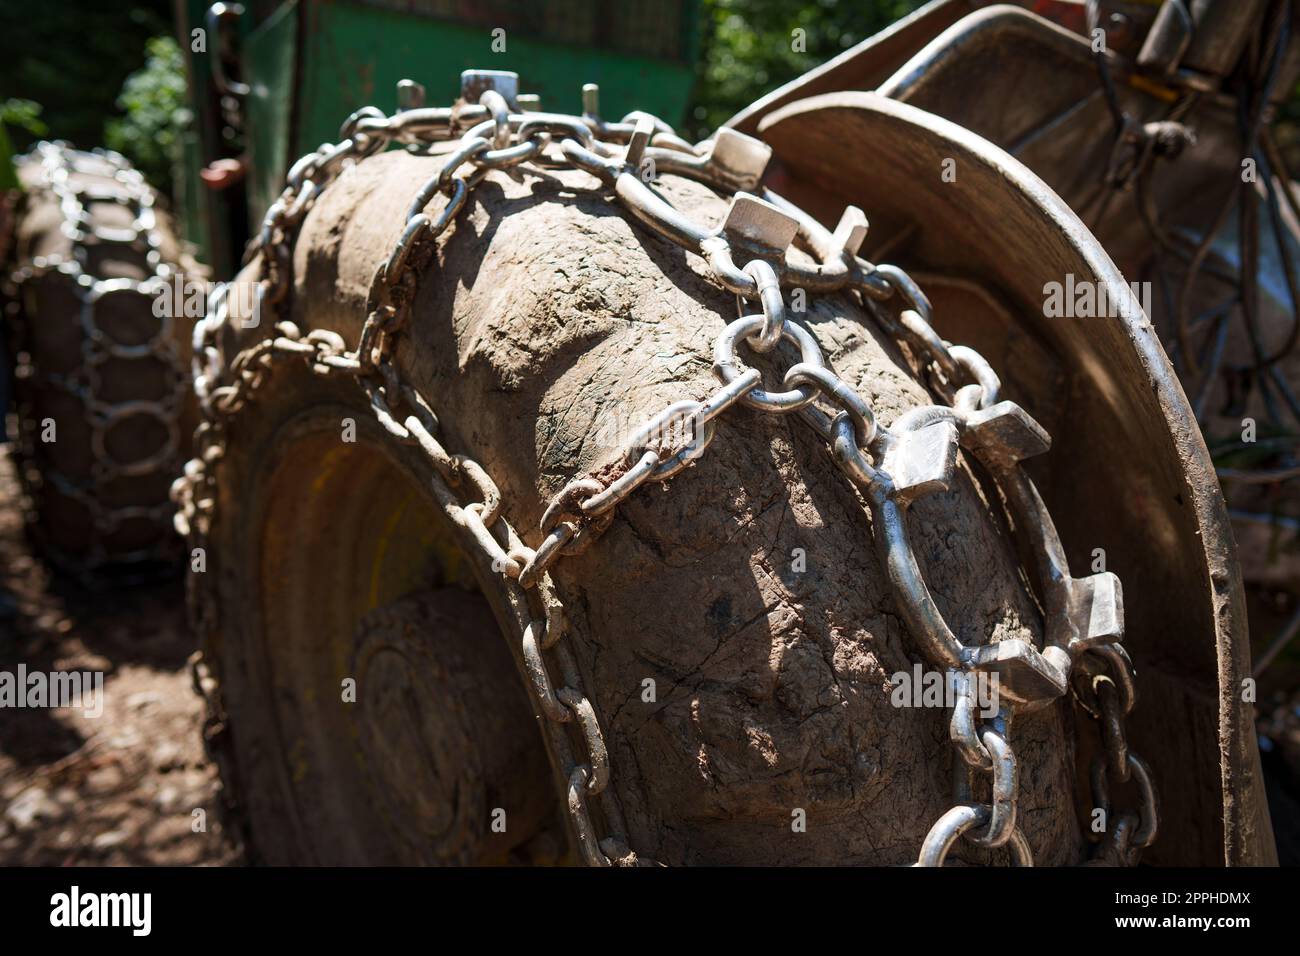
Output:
top-left (175, 0), bottom-right (700, 276)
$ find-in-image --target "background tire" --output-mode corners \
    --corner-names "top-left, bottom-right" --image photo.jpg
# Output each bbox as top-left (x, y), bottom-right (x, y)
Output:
top-left (3, 142), bottom-right (202, 582)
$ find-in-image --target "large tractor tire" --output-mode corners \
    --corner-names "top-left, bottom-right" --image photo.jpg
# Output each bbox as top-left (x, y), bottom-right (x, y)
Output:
top-left (184, 84), bottom-right (1268, 865)
top-left (196, 149), bottom-right (1083, 866)
top-left (3, 142), bottom-right (200, 580)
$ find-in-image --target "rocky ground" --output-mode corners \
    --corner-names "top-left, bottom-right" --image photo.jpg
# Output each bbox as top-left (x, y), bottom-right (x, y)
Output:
top-left (0, 447), bottom-right (241, 865)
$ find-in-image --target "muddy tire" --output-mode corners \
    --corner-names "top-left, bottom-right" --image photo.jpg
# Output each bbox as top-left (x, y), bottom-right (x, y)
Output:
top-left (3, 143), bottom-right (200, 580)
top-left (197, 147), bottom-right (1090, 866)
top-left (203, 363), bottom-right (560, 864)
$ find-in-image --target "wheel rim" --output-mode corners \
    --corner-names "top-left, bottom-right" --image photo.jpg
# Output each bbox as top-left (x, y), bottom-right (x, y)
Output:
top-left (242, 409), bottom-right (557, 863)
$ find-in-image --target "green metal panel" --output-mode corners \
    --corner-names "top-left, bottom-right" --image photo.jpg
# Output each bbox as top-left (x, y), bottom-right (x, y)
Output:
top-left (294, 1), bottom-right (697, 162)
top-left (175, 0), bottom-right (698, 276)
top-left (176, 127), bottom-right (208, 262)
top-left (177, 0), bottom-right (237, 275)
top-left (244, 0), bottom-right (298, 226)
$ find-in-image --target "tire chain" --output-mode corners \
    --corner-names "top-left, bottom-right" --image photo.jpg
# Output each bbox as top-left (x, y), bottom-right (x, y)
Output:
top-left (5, 142), bottom-right (189, 579)
top-left (174, 73), bottom-right (1156, 866)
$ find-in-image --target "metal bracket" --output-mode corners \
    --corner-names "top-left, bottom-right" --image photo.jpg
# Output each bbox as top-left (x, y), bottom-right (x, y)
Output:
top-left (705, 128), bottom-right (772, 192)
top-left (1067, 571), bottom-right (1125, 653)
top-left (459, 69), bottom-right (520, 110)
top-left (962, 401), bottom-right (1051, 465)
top-left (969, 638), bottom-right (1068, 705)
top-left (882, 419), bottom-right (958, 505)
top-left (721, 192), bottom-right (799, 259)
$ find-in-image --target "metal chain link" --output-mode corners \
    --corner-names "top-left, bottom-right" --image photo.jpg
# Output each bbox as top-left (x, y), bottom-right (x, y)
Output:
top-left (5, 142), bottom-right (189, 578)
top-left (174, 73), bottom-right (1156, 867)
top-left (1074, 643), bottom-right (1159, 865)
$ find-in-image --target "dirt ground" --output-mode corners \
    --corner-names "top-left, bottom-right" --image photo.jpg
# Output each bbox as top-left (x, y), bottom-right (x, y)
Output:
top-left (0, 447), bottom-right (242, 866)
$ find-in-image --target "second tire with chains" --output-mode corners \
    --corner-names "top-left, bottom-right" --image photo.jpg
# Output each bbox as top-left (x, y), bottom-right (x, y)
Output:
top-left (4, 143), bottom-right (201, 578)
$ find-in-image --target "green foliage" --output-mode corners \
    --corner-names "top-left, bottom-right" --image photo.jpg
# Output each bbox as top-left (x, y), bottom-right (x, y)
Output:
top-left (105, 35), bottom-right (188, 196)
top-left (1, 99), bottom-right (48, 137)
top-left (686, 0), bottom-right (924, 137)
top-left (0, 1), bottom-right (170, 156)
top-left (0, 100), bottom-right (45, 190)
